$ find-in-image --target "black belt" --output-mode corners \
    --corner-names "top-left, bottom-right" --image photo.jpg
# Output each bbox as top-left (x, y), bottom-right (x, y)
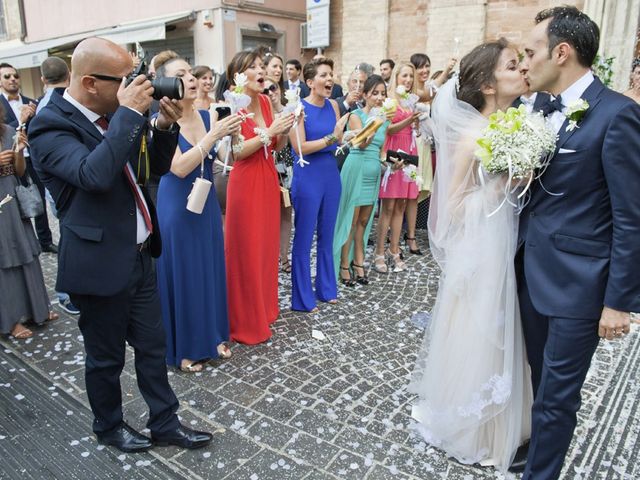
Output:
top-left (137, 238), bottom-right (150, 251)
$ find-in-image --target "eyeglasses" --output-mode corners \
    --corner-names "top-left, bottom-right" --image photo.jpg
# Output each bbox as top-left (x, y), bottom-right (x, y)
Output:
top-left (3, 73), bottom-right (19, 80)
top-left (262, 84), bottom-right (278, 95)
top-left (89, 73), bottom-right (123, 82)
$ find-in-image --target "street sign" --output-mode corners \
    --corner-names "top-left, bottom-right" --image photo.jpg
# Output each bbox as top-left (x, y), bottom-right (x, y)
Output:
top-left (306, 0), bottom-right (330, 48)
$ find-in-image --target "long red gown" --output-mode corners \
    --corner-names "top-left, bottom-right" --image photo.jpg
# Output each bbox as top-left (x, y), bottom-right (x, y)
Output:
top-left (225, 94), bottom-right (280, 344)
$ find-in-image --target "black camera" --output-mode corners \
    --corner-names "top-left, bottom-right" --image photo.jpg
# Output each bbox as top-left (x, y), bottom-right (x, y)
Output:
top-left (125, 58), bottom-right (184, 101)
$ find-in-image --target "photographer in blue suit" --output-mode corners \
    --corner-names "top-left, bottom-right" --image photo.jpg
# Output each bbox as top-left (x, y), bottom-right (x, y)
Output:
top-left (29, 37), bottom-right (212, 453)
top-left (514, 7), bottom-right (640, 478)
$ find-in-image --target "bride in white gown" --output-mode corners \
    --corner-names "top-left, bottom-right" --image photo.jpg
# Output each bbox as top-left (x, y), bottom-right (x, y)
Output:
top-left (409, 38), bottom-right (533, 472)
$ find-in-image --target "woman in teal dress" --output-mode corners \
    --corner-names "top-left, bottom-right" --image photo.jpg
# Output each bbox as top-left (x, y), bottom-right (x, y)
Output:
top-left (333, 75), bottom-right (392, 285)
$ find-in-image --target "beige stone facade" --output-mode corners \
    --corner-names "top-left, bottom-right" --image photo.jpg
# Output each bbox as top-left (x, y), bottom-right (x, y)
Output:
top-left (324, 0), bottom-right (640, 92)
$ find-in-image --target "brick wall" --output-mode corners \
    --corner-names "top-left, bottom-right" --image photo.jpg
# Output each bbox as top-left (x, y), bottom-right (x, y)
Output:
top-left (387, 0), bottom-right (429, 61)
top-left (426, 0), bottom-right (486, 75)
top-left (322, 0), bottom-right (630, 90)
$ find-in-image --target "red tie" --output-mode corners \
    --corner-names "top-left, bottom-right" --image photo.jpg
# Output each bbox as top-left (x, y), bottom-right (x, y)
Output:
top-left (95, 116), bottom-right (153, 233)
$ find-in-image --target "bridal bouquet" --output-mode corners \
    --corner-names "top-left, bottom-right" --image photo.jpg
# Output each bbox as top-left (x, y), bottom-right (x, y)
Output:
top-left (475, 105), bottom-right (556, 179)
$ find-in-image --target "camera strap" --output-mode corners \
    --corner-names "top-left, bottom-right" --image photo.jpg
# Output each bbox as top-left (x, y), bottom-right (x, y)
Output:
top-left (136, 133), bottom-right (150, 185)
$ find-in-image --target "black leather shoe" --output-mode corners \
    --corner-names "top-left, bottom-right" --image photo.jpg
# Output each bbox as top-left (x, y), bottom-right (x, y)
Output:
top-left (96, 423), bottom-right (153, 453)
top-left (41, 243), bottom-right (58, 254)
top-left (152, 424), bottom-right (212, 449)
top-left (508, 441), bottom-right (529, 473)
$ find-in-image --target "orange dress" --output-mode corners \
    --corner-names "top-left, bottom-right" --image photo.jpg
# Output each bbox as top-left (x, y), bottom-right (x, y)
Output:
top-left (225, 94), bottom-right (280, 344)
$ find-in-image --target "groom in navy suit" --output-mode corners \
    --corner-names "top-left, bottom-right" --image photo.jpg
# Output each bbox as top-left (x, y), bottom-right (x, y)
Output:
top-left (29, 37), bottom-right (212, 453)
top-left (516, 7), bottom-right (640, 479)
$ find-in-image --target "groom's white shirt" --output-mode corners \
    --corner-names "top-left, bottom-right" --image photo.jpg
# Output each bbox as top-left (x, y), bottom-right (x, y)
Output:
top-left (520, 92), bottom-right (538, 114)
top-left (549, 71), bottom-right (594, 134)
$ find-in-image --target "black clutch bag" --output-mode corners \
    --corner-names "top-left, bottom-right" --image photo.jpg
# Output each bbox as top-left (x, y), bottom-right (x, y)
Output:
top-left (386, 150), bottom-right (419, 167)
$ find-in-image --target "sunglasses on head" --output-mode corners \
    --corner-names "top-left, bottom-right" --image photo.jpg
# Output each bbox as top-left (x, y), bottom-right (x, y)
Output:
top-left (262, 84), bottom-right (278, 95)
top-left (3, 73), bottom-right (19, 80)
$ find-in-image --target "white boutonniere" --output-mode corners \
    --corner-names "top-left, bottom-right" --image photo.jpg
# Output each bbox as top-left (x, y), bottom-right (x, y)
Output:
top-left (565, 99), bottom-right (589, 132)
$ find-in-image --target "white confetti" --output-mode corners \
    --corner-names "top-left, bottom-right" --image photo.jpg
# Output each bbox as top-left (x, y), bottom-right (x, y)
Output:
top-left (80, 452), bottom-right (90, 458)
top-left (311, 329), bottom-right (326, 340)
top-left (70, 440), bottom-right (79, 446)
top-left (14, 394), bottom-right (24, 401)
top-left (203, 452), bottom-right (211, 458)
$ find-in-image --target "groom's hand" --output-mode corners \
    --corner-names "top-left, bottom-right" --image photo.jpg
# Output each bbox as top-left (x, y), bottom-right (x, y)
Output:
top-left (598, 306), bottom-right (631, 340)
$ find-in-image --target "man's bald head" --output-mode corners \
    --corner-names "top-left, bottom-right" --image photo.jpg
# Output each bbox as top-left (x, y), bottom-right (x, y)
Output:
top-left (68, 37), bottom-right (133, 115)
top-left (71, 37), bottom-right (132, 79)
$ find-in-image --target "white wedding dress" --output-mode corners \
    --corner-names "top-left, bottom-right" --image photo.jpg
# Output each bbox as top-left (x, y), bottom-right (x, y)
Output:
top-left (409, 79), bottom-right (533, 471)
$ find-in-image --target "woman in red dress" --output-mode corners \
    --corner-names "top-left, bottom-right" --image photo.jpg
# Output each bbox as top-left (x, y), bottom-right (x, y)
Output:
top-left (225, 50), bottom-right (295, 344)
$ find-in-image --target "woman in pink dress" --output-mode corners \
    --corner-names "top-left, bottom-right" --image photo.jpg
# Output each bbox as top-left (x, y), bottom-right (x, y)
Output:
top-left (224, 50), bottom-right (295, 344)
top-left (373, 62), bottom-right (421, 273)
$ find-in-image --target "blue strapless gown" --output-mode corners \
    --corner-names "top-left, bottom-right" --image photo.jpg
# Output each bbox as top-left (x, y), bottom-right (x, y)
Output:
top-left (156, 110), bottom-right (229, 367)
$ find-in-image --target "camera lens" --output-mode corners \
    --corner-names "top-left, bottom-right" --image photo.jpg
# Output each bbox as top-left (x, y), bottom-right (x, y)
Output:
top-left (151, 77), bottom-right (184, 100)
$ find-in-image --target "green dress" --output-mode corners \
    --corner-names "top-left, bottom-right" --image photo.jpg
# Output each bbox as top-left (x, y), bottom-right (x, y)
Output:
top-left (332, 108), bottom-right (388, 279)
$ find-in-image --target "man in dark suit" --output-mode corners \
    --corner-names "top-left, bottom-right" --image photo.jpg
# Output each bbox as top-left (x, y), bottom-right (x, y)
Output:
top-left (29, 37), bottom-right (212, 453)
top-left (336, 68), bottom-right (368, 116)
top-left (0, 62), bottom-right (57, 253)
top-left (514, 7), bottom-right (640, 479)
top-left (284, 59), bottom-right (310, 97)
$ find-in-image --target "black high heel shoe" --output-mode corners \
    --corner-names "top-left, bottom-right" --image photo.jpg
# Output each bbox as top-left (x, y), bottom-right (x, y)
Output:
top-left (350, 261), bottom-right (369, 285)
top-left (404, 233), bottom-right (423, 255)
top-left (340, 266), bottom-right (356, 287)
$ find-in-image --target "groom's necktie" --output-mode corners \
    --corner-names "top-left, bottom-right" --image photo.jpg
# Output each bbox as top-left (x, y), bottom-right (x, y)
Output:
top-left (540, 95), bottom-right (563, 117)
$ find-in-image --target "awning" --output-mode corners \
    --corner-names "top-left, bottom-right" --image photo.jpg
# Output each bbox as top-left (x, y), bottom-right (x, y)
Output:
top-left (0, 10), bottom-right (196, 69)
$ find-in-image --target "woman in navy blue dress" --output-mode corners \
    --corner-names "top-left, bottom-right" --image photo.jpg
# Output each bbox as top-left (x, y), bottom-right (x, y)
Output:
top-left (290, 58), bottom-right (349, 312)
top-left (154, 55), bottom-right (242, 372)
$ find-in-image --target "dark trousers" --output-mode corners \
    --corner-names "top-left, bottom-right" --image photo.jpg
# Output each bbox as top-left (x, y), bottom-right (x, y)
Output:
top-left (25, 158), bottom-right (53, 247)
top-left (517, 252), bottom-right (600, 480)
top-left (71, 249), bottom-right (179, 435)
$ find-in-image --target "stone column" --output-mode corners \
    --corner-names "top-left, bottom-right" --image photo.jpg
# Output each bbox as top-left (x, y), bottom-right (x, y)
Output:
top-left (584, 0), bottom-right (640, 91)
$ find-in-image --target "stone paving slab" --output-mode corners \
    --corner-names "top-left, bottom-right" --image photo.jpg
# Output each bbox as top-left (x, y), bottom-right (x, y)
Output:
top-left (1, 217), bottom-right (639, 479)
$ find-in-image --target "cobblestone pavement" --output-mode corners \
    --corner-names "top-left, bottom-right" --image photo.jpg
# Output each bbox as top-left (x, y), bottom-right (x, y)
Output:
top-left (1, 220), bottom-right (638, 480)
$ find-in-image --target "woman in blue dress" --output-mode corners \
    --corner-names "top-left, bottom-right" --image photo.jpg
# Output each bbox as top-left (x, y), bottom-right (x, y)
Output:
top-left (332, 75), bottom-right (392, 286)
top-left (289, 58), bottom-right (349, 312)
top-left (154, 55), bottom-right (242, 372)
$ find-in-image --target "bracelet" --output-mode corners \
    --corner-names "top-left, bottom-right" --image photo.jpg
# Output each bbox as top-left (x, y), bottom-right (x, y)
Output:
top-left (324, 134), bottom-right (338, 146)
top-left (232, 134), bottom-right (245, 153)
top-left (254, 128), bottom-right (271, 146)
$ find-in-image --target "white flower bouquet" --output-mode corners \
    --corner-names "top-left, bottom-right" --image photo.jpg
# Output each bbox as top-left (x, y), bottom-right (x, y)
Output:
top-left (223, 72), bottom-right (251, 114)
top-left (281, 87), bottom-right (308, 167)
top-left (396, 85), bottom-right (419, 110)
top-left (475, 105), bottom-right (556, 179)
top-left (218, 72), bottom-right (252, 174)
